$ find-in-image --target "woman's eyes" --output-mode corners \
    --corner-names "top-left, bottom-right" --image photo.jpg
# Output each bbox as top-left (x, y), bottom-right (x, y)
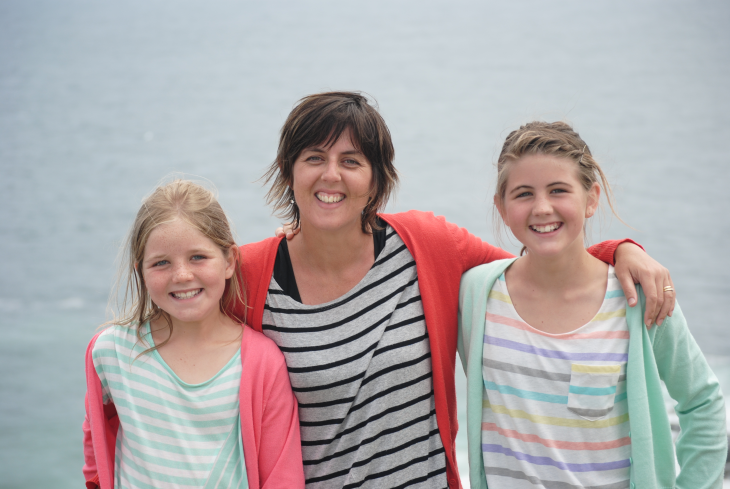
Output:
top-left (550, 188), bottom-right (568, 194)
top-left (303, 155), bottom-right (361, 166)
top-left (516, 191), bottom-right (532, 198)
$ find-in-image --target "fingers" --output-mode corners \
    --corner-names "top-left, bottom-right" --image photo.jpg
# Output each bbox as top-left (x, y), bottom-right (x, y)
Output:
top-left (275, 222), bottom-right (300, 240)
top-left (655, 289), bottom-right (675, 325)
top-left (648, 272), bottom-right (667, 328)
top-left (654, 271), bottom-right (676, 326)
top-left (665, 272), bottom-right (676, 317)
top-left (286, 226), bottom-right (300, 241)
top-left (642, 273), bottom-right (659, 329)
top-left (617, 270), bottom-right (638, 308)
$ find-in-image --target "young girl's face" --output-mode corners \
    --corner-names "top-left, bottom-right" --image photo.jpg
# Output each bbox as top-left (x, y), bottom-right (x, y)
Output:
top-left (496, 153), bottom-right (600, 258)
top-left (142, 218), bottom-right (236, 325)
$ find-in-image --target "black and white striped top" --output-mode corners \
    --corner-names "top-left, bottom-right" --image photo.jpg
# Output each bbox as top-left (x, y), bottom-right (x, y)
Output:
top-left (262, 226), bottom-right (447, 489)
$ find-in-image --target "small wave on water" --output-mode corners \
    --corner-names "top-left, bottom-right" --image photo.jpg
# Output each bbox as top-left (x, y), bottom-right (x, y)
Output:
top-left (56, 297), bottom-right (85, 310)
top-left (0, 298), bottom-right (22, 313)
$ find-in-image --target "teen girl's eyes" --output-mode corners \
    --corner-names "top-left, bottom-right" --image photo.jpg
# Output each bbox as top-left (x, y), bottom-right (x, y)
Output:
top-left (515, 191), bottom-right (533, 198)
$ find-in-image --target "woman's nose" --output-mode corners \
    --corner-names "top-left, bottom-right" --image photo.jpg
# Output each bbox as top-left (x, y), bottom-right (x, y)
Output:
top-left (321, 159), bottom-right (341, 182)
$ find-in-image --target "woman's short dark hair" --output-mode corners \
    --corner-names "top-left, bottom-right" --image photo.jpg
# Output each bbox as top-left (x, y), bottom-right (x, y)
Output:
top-left (263, 91), bottom-right (398, 233)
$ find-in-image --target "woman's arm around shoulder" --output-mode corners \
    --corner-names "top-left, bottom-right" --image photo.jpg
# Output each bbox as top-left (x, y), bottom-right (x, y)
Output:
top-left (380, 211), bottom-right (512, 272)
top-left (652, 302), bottom-right (727, 488)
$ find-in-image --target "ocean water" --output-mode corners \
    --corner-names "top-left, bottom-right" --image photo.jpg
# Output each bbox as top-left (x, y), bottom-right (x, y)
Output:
top-left (1, 0), bottom-right (729, 486)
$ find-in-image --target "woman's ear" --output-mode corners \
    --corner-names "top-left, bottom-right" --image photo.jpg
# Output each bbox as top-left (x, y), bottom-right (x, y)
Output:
top-left (585, 182), bottom-right (601, 218)
top-left (224, 245), bottom-right (238, 280)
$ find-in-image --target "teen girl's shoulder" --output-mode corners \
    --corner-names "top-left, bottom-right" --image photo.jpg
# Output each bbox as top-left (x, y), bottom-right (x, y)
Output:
top-left (461, 258), bottom-right (517, 289)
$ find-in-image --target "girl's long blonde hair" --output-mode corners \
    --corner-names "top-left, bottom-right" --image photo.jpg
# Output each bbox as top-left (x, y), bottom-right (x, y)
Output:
top-left (106, 179), bottom-right (246, 356)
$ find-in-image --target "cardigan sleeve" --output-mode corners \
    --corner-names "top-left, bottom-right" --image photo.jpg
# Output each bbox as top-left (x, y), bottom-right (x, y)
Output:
top-left (651, 303), bottom-right (727, 489)
top-left (258, 356), bottom-right (305, 488)
top-left (82, 394), bottom-right (100, 489)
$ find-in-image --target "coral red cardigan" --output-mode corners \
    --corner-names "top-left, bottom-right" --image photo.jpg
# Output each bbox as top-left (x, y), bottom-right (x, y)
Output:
top-left (232, 210), bottom-right (623, 489)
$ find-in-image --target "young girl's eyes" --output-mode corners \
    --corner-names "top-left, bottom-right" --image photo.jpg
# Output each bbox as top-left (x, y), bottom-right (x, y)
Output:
top-left (191, 255), bottom-right (206, 261)
top-left (152, 260), bottom-right (169, 267)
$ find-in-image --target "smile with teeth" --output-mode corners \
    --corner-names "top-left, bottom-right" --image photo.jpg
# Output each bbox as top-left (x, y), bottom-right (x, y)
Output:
top-left (530, 222), bottom-right (562, 233)
top-left (170, 288), bottom-right (202, 300)
top-left (316, 192), bottom-right (345, 204)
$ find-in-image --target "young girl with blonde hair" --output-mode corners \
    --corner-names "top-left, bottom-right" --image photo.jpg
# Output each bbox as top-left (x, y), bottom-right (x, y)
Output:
top-left (82, 179), bottom-right (304, 489)
top-left (458, 122), bottom-right (726, 488)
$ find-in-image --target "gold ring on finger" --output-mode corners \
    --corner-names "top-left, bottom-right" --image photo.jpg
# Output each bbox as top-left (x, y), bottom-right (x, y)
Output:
top-left (663, 286), bottom-right (674, 293)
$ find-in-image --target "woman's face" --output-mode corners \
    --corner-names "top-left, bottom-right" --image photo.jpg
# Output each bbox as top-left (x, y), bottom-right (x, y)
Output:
top-left (291, 129), bottom-right (373, 234)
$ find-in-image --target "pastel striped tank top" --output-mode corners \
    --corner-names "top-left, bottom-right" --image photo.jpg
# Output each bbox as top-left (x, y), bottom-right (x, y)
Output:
top-left (92, 323), bottom-right (247, 489)
top-left (482, 266), bottom-right (631, 489)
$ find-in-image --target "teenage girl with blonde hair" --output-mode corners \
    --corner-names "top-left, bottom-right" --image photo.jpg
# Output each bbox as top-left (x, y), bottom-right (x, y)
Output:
top-left (459, 122), bottom-right (726, 488)
top-left (82, 179), bottom-right (304, 488)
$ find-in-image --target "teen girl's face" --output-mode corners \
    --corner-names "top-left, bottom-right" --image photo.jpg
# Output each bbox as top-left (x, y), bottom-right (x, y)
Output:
top-left (496, 154), bottom-right (600, 258)
top-left (291, 129), bottom-right (373, 234)
top-left (142, 219), bottom-right (236, 326)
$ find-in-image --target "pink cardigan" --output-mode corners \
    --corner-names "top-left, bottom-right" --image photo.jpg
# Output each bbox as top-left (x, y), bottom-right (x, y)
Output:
top-left (82, 326), bottom-right (305, 489)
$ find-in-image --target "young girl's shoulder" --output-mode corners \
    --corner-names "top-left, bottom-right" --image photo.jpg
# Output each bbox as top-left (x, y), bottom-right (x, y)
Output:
top-left (88, 323), bottom-right (147, 358)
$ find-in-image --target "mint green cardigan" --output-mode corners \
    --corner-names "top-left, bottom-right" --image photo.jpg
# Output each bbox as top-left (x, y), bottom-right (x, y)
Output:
top-left (457, 259), bottom-right (727, 489)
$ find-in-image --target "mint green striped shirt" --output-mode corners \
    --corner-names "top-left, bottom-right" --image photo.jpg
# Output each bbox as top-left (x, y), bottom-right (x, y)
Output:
top-left (92, 323), bottom-right (247, 489)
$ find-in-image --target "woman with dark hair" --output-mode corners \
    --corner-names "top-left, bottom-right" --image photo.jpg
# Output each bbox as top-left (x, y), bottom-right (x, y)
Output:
top-left (232, 92), bottom-right (675, 489)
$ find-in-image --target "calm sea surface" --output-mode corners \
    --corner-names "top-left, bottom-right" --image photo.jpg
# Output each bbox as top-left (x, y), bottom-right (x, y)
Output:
top-left (1, 1), bottom-right (729, 486)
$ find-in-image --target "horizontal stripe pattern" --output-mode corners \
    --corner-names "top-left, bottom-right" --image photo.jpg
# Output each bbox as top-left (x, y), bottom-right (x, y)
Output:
top-left (482, 266), bottom-right (631, 488)
top-left (263, 228), bottom-right (446, 489)
top-left (93, 324), bottom-right (246, 489)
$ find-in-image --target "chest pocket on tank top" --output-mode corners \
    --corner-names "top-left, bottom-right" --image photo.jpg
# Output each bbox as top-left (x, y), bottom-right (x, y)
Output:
top-left (567, 363), bottom-right (621, 420)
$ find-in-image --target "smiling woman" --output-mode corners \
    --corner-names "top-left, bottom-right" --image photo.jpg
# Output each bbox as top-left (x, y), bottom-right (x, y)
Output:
top-left (263, 91), bottom-right (398, 235)
top-left (232, 92), bottom-right (677, 489)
